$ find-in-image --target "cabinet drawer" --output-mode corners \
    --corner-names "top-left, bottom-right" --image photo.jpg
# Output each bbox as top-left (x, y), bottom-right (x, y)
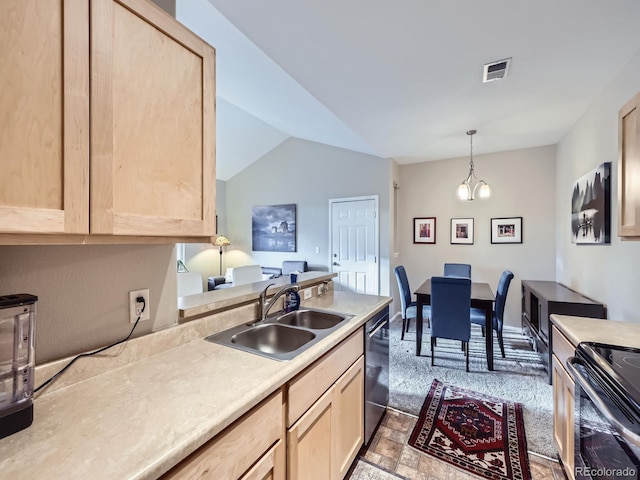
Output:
top-left (552, 325), bottom-right (575, 368)
top-left (161, 390), bottom-right (283, 480)
top-left (287, 329), bottom-right (363, 427)
top-left (240, 439), bottom-right (285, 480)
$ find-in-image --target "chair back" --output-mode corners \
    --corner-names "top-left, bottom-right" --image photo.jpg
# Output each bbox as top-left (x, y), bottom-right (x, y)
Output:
top-left (232, 265), bottom-right (264, 285)
top-left (444, 263), bottom-right (471, 278)
top-left (282, 261), bottom-right (308, 275)
top-left (177, 272), bottom-right (204, 297)
top-left (394, 266), bottom-right (411, 316)
top-left (430, 276), bottom-right (471, 341)
top-left (494, 270), bottom-right (514, 326)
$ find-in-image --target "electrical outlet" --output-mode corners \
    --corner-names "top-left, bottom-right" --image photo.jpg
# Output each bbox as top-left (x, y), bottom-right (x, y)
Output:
top-left (129, 289), bottom-right (150, 323)
top-left (303, 288), bottom-right (312, 300)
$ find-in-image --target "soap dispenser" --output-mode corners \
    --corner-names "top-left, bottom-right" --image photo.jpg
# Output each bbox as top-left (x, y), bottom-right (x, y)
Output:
top-left (286, 288), bottom-right (300, 312)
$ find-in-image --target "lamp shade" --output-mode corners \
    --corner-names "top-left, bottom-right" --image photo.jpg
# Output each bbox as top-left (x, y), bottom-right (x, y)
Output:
top-left (214, 235), bottom-right (231, 247)
top-left (457, 183), bottom-right (470, 201)
top-left (479, 183), bottom-right (491, 198)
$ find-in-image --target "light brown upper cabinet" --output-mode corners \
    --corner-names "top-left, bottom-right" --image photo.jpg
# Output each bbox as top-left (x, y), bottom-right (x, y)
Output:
top-left (91, 0), bottom-right (216, 236)
top-left (618, 91), bottom-right (640, 237)
top-left (0, 0), bottom-right (90, 234)
top-left (0, 0), bottom-right (216, 238)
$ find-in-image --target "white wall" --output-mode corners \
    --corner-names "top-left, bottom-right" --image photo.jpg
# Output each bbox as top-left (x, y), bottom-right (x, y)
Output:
top-left (225, 137), bottom-right (394, 295)
top-left (0, 245), bottom-right (177, 363)
top-left (398, 145), bottom-right (557, 327)
top-left (556, 49), bottom-right (640, 322)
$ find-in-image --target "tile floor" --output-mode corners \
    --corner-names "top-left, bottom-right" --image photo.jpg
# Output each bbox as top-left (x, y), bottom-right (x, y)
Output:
top-left (348, 408), bottom-right (566, 480)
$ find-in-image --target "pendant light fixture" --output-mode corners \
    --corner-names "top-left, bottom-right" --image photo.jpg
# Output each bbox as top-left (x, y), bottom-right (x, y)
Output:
top-left (457, 129), bottom-right (491, 201)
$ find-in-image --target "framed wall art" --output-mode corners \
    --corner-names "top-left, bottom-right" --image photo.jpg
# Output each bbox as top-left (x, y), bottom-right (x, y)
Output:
top-left (252, 204), bottom-right (297, 252)
top-left (491, 217), bottom-right (523, 244)
top-left (571, 162), bottom-right (611, 244)
top-left (413, 217), bottom-right (436, 244)
top-left (450, 218), bottom-right (474, 245)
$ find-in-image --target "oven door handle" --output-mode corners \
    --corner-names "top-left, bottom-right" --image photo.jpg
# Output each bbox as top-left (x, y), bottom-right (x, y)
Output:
top-left (567, 356), bottom-right (640, 447)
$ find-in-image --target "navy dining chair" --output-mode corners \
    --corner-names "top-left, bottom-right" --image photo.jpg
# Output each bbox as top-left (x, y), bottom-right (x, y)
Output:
top-left (444, 263), bottom-right (471, 278)
top-left (394, 266), bottom-right (431, 340)
top-left (430, 276), bottom-right (472, 371)
top-left (470, 270), bottom-right (514, 358)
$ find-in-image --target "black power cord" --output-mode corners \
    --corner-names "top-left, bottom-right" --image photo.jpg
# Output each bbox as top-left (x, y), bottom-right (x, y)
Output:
top-left (34, 297), bottom-right (146, 394)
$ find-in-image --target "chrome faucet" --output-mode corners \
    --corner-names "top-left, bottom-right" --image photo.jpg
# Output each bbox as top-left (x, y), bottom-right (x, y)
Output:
top-left (248, 283), bottom-right (300, 326)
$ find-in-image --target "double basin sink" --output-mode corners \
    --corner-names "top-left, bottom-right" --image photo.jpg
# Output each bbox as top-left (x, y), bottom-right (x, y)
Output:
top-left (205, 308), bottom-right (354, 361)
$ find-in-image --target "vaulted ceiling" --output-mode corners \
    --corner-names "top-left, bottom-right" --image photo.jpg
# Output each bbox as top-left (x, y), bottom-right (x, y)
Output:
top-left (177, 0), bottom-right (640, 180)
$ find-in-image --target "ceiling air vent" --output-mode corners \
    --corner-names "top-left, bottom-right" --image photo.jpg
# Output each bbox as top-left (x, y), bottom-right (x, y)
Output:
top-left (483, 58), bottom-right (511, 83)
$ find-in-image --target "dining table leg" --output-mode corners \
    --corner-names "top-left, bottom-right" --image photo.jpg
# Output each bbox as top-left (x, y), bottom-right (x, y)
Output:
top-left (416, 296), bottom-right (423, 356)
top-left (483, 300), bottom-right (494, 371)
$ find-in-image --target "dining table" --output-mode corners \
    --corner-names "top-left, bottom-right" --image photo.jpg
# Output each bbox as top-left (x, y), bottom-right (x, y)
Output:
top-left (414, 278), bottom-right (496, 371)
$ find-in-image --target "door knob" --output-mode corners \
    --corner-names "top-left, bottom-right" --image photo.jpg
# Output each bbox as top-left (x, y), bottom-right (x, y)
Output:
top-left (333, 262), bottom-right (339, 266)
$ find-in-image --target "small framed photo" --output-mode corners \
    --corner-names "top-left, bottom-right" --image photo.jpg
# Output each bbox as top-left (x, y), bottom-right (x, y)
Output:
top-left (414, 217), bottom-right (436, 244)
top-left (491, 217), bottom-right (523, 244)
top-left (451, 218), bottom-right (474, 244)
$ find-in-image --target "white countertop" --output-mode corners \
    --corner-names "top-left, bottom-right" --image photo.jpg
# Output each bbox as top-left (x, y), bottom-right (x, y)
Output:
top-left (0, 291), bottom-right (391, 480)
top-left (551, 314), bottom-right (640, 349)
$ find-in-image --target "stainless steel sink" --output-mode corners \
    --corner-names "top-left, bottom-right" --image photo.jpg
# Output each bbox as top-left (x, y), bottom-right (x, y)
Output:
top-left (276, 309), bottom-right (349, 329)
top-left (205, 307), bottom-right (354, 361)
top-left (231, 324), bottom-right (316, 354)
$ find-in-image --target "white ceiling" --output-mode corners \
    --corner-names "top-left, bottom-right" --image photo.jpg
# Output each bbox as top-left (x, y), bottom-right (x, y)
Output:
top-left (177, 0), bottom-right (640, 180)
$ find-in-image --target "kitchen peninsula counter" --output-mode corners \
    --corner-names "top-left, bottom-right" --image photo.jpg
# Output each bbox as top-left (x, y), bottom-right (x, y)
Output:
top-left (0, 289), bottom-right (391, 480)
top-left (178, 271), bottom-right (336, 319)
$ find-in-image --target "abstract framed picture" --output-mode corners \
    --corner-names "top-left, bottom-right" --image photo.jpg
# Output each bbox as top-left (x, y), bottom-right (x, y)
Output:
top-left (571, 162), bottom-right (611, 244)
top-left (252, 204), bottom-right (297, 252)
top-left (413, 217), bottom-right (436, 244)
top-left (491, 217), bottom-right (523, 244)
top-left (450, 218), bottom-right (474, 245)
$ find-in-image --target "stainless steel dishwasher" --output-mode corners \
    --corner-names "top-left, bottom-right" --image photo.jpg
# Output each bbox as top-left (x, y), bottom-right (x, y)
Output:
top-left (364, 306), bottom-right (389, 445)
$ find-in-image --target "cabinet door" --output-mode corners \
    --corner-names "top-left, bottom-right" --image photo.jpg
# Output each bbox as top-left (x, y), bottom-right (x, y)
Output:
top-left (552, 354), bottom-right (575, 480)
top-left (90, 0), bottom-right (216, 236)
top-left (333, 356), bottom-right (364, 479)
top-left (287, 388), bottom-right (334, 480)
top-left (0, 0), bottom-right (89, 234)
top-left (240, 440), bottom-right (285, 480)
top-left (619, 91), bottom-right (640, 237)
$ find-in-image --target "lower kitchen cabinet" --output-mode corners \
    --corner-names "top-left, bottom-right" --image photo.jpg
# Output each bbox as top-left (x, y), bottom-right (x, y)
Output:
top-left (333, 356), bottom-right (365, 478)
top-left (288, 386), bottom-right (334, 480)
top-left (286, 329), bottom-right (365, 480)
top-left (239, 440), bottom-right (285, 480)
top-left (160, 390), bottom-right (284, 480)
top-left (287, 356), bottom-right (364, 480)
top-left (551, 325), bottom-right (575, 480)
top-left (161, 326), bottom-right (368, 480)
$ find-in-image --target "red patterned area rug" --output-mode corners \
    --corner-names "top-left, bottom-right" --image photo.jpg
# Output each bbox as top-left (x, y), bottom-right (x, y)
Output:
top-left (408, 379), bottom-right (532, 480)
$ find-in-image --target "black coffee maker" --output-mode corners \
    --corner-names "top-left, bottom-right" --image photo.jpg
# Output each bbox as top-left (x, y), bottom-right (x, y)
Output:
top-left (0, 294), bottom-right (37, 439)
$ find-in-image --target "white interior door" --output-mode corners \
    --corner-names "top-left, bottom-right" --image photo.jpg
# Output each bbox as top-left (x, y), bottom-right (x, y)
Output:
top-left (330, 197), bottom-right (379, 295)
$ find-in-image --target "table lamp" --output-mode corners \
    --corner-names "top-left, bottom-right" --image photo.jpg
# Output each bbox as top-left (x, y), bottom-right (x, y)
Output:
top-left (213, 235), bottom-right (231, 275)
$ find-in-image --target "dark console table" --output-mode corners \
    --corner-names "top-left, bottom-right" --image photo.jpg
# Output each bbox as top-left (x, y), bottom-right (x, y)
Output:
top-left (521, 280), bottom-right (606, 383)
